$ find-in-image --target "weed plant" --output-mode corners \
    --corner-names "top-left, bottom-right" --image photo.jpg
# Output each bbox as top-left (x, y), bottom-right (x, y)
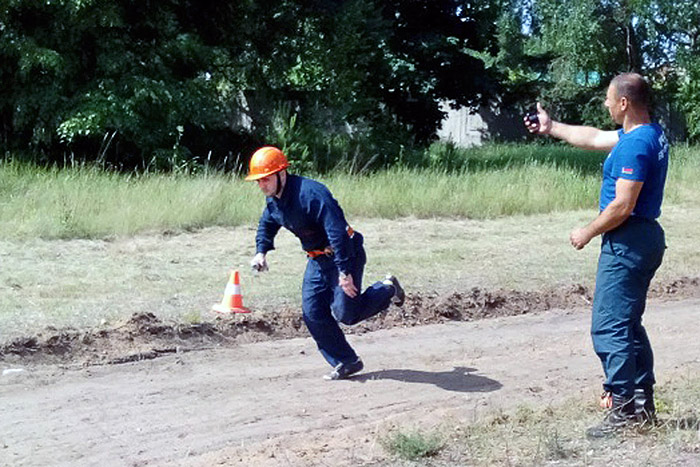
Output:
top-left (382, 429), bottom-right (445, 461)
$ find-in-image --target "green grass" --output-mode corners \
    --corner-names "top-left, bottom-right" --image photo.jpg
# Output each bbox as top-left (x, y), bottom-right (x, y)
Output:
top-left (382, 429), bottom-right (445, 461)
top-left (0, 161), bottom-right (260, 239)
top-left (1, 143), bottom-right (698, 240)
top-left (665, 144), bottom-right (700, 205)
top-left (332, 164), bottom-right (600, 219)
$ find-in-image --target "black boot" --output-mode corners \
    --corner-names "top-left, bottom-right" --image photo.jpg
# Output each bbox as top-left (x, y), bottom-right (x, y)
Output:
top-left (634, 386), bottom-right (656, 424)
top-left (586, 393), bottom-right (637, 439)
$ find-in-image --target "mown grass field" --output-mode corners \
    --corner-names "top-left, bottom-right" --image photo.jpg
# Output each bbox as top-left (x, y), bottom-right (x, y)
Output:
top-left (1, 142), bottom-right (699, 334)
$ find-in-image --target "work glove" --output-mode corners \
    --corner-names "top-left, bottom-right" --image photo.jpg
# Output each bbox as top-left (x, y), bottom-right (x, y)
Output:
top-left (250, 252), bottom-right (269, 272)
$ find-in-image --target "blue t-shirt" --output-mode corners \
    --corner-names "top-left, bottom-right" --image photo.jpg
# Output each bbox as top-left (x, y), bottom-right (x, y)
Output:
top-left (599, 123), bottom-right (669, 219)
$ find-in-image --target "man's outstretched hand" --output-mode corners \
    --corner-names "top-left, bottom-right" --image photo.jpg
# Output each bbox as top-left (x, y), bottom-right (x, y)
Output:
top-left (524, 102), bottom-right (553, 135)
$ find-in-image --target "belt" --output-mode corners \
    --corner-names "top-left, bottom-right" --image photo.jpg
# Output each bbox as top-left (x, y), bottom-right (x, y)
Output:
top-left (306, 246), bottom-right (334, 259)
top-left (305, 226), bottom-right (355, 259)
top-left (626, 215), bottom-right (658, 225)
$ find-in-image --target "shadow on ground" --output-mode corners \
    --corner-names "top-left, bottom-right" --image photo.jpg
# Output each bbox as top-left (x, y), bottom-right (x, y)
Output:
top-left (354, 366), bottom-right (502, 393)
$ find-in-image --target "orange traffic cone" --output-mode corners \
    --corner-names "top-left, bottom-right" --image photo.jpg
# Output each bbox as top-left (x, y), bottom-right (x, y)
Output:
top-left (212, 270), bottom-right (251, 314)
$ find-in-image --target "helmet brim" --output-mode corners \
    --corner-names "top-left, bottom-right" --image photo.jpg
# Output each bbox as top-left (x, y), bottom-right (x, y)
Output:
top-left (244, 172), bottom-right (267, 181)
top-left (244, 165), bottom-right (288, 181)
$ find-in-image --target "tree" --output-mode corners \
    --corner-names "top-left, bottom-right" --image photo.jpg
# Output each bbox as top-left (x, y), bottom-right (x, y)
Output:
top-left (255, 0), bottom-right (505, 169)
top-left (376, 0), bottom-right (502, 142)
top-left (0, 1), bottom-right (242, 167)
top-left (631, 0), bottom-right (700, 140)
top-left (0, 0), bottom-right (505, 170)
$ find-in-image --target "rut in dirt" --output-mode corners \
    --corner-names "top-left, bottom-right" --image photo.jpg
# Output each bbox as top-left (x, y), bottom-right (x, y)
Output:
top-left (1, 276), bottom-right (698, 366)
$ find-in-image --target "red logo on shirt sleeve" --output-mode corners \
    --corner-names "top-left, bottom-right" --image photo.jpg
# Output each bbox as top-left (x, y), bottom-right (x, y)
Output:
top-left (621, 167), bottom-right (634, 175)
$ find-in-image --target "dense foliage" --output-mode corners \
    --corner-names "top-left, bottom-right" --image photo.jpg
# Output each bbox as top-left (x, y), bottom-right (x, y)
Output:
top-left (1, 0), bottom-right (699, 172)
top-left (494, 0), bottom-right (700, 135)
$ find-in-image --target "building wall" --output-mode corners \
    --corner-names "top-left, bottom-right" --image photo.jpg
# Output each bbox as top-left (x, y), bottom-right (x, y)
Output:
top-left (437, 101), bottom-right (529, 147)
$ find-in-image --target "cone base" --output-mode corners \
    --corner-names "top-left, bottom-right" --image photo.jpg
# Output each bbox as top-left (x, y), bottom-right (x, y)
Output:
top-left (212, 304), bottom-right (251, 314)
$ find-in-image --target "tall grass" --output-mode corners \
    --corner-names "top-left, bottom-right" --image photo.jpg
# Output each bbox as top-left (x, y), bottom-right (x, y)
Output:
top-left (1, 143), bottom-right (698, 240)
top-left (0, 161), bottom-right (259, 239)
top-left (331, 164), bottom-right (601, 219)
top-left (664, 143), bottom-right (700, 205)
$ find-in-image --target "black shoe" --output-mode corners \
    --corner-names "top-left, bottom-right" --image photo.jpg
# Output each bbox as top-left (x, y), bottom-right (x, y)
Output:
top-left (634, 386), bottom-right (657, 424)
top-left (323, 358), bottom-right (364, 380)
top-left (586, 393), bottom-right (637, 439)
top-left (383, 275), bottom-right (405, 307)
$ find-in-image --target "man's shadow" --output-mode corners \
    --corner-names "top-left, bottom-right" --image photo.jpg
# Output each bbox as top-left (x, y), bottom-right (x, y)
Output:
top-left (353, 366), bottom-right (502, 393)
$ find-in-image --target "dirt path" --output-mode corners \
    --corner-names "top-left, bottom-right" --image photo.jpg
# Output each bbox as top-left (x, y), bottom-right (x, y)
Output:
top-left (1, 298), bottom-right (699, 467)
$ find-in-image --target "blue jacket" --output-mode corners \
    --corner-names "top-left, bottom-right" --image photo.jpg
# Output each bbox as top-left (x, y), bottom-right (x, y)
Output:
top-left (255, 174), bottom-right (355, 274)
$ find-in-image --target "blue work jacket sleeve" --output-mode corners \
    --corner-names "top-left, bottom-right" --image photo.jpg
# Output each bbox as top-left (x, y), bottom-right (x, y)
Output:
top-left (255, 204), bottom-right (282, 254)
top-left (307, 191), bottom-right (353, 274)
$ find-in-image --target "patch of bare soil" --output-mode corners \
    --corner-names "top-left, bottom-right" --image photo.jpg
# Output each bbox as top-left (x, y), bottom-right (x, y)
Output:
top-left (1, 276), bottom-right (698, 367)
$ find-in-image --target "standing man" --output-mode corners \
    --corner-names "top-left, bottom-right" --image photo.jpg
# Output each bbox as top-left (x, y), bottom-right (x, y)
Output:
top-left (245, 146), bottom-right (405, 380)
top-left (525, 73), bottom-right (669, 437)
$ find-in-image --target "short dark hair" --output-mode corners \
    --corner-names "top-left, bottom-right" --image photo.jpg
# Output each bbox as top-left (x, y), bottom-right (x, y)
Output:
top-left (610, 73), bottom-right (651, 108)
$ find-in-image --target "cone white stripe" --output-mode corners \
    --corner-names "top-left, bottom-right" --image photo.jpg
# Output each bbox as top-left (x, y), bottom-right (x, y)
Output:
top-left (225, 283), bottom-right (241, 295)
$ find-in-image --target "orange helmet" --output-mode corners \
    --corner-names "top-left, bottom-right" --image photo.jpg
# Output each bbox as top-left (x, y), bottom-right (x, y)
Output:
top-left (244, 146), bottom-right (290, 181)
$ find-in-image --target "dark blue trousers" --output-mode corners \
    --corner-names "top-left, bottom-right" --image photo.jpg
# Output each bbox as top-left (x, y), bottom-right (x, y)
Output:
top-left (301, 232), bottom-right (394, 367)
top-left (591, 217), bottom-right (665, 397)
